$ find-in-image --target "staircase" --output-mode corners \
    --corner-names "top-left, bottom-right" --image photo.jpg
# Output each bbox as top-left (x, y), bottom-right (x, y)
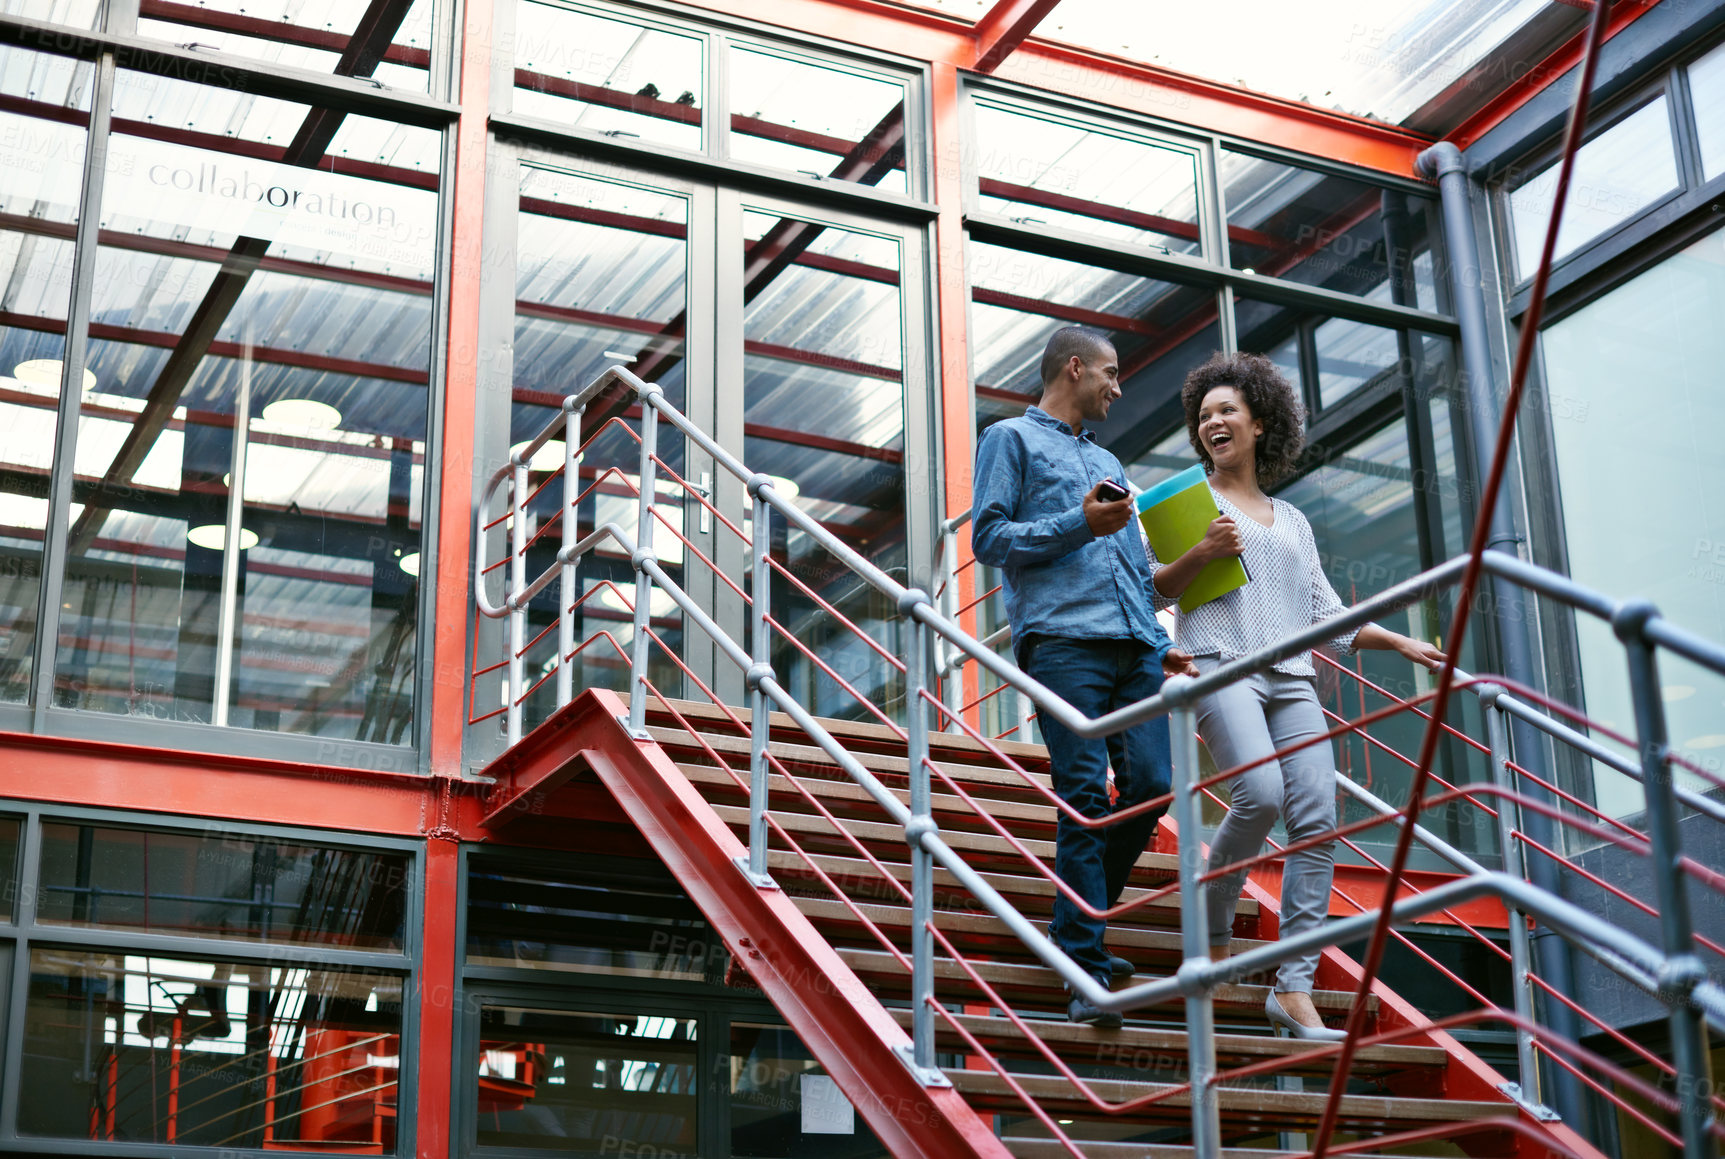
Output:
top-left (470, 365), bottom-right (1723, 1158)
top-left (479, 687), bottom-right (1594, 1159)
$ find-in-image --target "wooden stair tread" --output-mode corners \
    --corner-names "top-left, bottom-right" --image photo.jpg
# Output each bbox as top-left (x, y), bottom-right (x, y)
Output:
top-left (836, 948), bottom-right (1376, 1016)
top-left (650, 725), bottom-right (1056, 792)
top-left (681, 762), bottom-right (1059, 827)
top-left (709, 804), bottom-right (1180, 881)
top-left (791, 896), bottom-right (1251, 956)
top-left (650, 697), bottom-right (1050, 765)
top-left (761, 849), bottom-right (1259, 921)
top-left (885, 1009), bottom-right (1446, 1072)
top-left (946, 1069), bottom-right (1508, 1125)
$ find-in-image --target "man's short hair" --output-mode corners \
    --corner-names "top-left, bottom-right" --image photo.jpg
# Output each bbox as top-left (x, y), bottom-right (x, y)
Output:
top-left (1039, 326), bottom-right (1115, 390)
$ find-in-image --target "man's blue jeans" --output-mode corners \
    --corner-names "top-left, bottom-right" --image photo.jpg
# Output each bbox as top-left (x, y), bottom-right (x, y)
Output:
top-left (1022, 636), bottom-right (1172, 983)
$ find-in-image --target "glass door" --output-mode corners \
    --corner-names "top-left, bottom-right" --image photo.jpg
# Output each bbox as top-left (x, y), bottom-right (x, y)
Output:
top-left (717, 191), bottom-right (932, 724)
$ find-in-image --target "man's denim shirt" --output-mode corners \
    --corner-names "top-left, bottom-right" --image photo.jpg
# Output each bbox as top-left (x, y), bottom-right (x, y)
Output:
top-left (972, 406), bottom-right (1172, 664)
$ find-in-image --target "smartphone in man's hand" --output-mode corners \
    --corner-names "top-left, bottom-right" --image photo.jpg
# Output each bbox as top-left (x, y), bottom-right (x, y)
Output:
top-left (1095, 479), bottom-right (1131, 503)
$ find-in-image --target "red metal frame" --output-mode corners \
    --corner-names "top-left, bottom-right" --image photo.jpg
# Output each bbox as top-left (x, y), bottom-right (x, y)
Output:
top-left (483, 688), bottom-right (1008, 1159)
top-left (428, 0), bottom-right (492, 776)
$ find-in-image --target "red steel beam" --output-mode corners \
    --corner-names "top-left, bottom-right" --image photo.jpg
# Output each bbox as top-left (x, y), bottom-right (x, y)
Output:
top-left (972, 0), bottom-right (1064, 74)
top-left (428, 0), bottom-right (493, 780)
top-left (480, 688), bottom-right (1009, 1159)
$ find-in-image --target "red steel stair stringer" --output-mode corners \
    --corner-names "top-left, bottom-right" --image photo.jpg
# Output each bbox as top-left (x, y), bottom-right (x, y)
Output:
top-left (533, 689), bottom-right (1009, 1159)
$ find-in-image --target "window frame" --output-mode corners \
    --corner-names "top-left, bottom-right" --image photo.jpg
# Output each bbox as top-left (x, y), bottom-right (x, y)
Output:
top-left (494, 0), bottom-right (935, 212)
top-left (0, 801), bottom-right (424, 1156)
top-left (0, 9), bottom-right (461, 768)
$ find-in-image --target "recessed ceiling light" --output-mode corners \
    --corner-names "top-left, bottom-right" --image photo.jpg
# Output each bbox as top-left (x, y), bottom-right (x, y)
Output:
top-left (187, 524), bottom-right (259, 551)
top-left (591, 585), bottom-right (676, 619)
top-left (13, 359), bottom-right (96, 392)
top-left (261, 398), bottom-right (342, 430)
top-left (1240, 267), bottom-right (1257, 276)
top-left (1663, 685), bottom-right (1696, 702)
top-left (602, 350), bottom-right (635, 361)
top-left (1687, 735), bottom-right (1725, 751)
top-left (510, 439), bottom-right (567, 473)
top-left (399, 551), bottom-right (421, 577)
top-left (762, 474), bottom-right (800, 501)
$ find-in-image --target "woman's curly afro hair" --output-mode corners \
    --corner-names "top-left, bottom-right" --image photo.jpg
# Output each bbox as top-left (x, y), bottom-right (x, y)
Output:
top-left (1180, 351), bottom-right (1305, 488)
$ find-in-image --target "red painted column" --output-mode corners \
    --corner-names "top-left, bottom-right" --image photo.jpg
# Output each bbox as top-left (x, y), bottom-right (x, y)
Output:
top-left (416, 834), bottom-right (462, 1159)
top-left (428, 0), bottom-right (493, 776)
top-left (930, 60), bottom-right (983, 727)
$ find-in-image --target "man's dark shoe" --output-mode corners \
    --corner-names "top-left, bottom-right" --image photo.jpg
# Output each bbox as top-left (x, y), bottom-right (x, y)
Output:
top-left (1107, 954), bottom-right (1136, 979)
top-left (1067, 992), bottom-right (1123, 1029)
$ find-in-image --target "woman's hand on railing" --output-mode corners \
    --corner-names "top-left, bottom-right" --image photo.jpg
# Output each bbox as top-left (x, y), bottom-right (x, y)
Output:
top-left (1355, 623), bottom-right (1447, 670)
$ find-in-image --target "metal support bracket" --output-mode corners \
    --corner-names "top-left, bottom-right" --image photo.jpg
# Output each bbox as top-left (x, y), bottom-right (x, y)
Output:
top-left (615, 713), bottom-right (652, 742)
top-left (892, 1043), bottom-right (952, 1088)
top-left (733, 856), bottom-right (779, 890)
top-left (1498, 1082), bottom-right (1561, 1121)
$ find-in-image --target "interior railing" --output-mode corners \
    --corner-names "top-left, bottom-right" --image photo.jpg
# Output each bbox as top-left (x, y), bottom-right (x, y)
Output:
top-left (473, 363), bottom-right (1725, 1159)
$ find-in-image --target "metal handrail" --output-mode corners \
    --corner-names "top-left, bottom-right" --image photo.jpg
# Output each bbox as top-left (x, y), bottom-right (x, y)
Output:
top-left (474, 362), bottom-right (1725, 1156)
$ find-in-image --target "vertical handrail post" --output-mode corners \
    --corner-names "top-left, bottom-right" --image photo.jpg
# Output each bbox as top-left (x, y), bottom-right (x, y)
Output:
top-left (896, 592), bottom-right (946, 1086)
top-left (556, 401), bottom-right (585, 709)
top-left (627, 385), bottom-right (661, 733)
top-left (905, 599), bottom-right (935, 1073)
top-left (1167, 676), bottom-right (1220, 1158)
top-left (1616, 602), bottom-right (1716, 1159)
top-left (1481, 684), bottom-right (1542, 1105)
top-left (746, 483), bottom-right (773, 881)
top-left (506, 453), bottom-right (528, 747)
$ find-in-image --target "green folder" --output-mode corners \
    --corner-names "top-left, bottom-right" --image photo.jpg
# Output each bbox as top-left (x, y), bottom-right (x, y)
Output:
top-left (1135, 464), bottom-right (1249, 613)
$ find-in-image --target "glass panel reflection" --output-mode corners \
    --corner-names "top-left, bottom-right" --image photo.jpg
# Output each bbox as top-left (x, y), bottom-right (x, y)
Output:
top-left (1235, 295), bottom-right (1433, 414)
top-left (973, 101), bottom-right (1202, 253)
top-left (475, 1006), bottom-right (697, 1151)
top-left (1540, 227), bottom-right (1725, 819)
top-left (54, 73), bottom-right (438, 740)
top-left (22, 948), bottom-right (403, 1149)
top-left (467, 853), bottom-right (729, 981)
top-left (1508, 96), bottom-right (1679, 280)
top-left (1276, 417), bottom-right (1488, 855)
top-left (137, 0), bottom-right (435, 92)
top-left (509, 166), bottom-right (689, 730)
top-left (1690, 41), bottom-right (1725, 181)
top-left (513, 0), bottom-right (705, 151)
top-left (37, 822), bottom-right (408, 950)
top-left (1221, 149), bottom-right (1439, 309)
top-left (731, 1022), bottom-right (885, 1157)
top-left (729, 48), bottom-right (909, 194)
top-left (969, 241), bottom-right (1220, 445)
top-left (743, 209), bottom-right (906, 722)
top-left (0, 48), bottom-right (90, 704)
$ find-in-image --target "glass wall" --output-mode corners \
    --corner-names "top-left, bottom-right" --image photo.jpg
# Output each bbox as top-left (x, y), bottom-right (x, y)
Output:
top-left (0, 47), bottom-right (91, 705)
top-left (508, 0), bottom-right (921, 199)
top-left (1540, 226), bottom-right (1725, 817)
top-left (0, 807), bottom-right (418, 1151)
top-left (508, 163), bottom-right (690, 731)
top-left (0, 0), bottom-right (453, 754)
top-left (462, 850), bottom-right (886, 1157)
top-left (960, 84), bottom-right (1461, 812)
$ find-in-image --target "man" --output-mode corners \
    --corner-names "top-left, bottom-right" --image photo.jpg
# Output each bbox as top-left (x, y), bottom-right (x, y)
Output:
top-left (971, 326), bottom-right (1197, 1028)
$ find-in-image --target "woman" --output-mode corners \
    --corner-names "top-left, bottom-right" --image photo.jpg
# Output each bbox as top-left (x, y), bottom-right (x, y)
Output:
top-left (1146, 352), bottom-right (1444, 1040)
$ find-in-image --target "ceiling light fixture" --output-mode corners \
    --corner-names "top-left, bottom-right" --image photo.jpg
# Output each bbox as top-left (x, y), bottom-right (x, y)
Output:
top-left (261, 399), bottom-right (342, 430)
top-left (187, 524), bottom-right (259, 551)
top-left (399, 551), bottom-right (421, 577)
top-left (509, 439), bottom-right (567, 472)
top-left (761, 474), bottom-right (800, 501)
top-left (591, 585), bottom-right (676, 619)
top-left (13, 359), bottom-right (96, 392)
